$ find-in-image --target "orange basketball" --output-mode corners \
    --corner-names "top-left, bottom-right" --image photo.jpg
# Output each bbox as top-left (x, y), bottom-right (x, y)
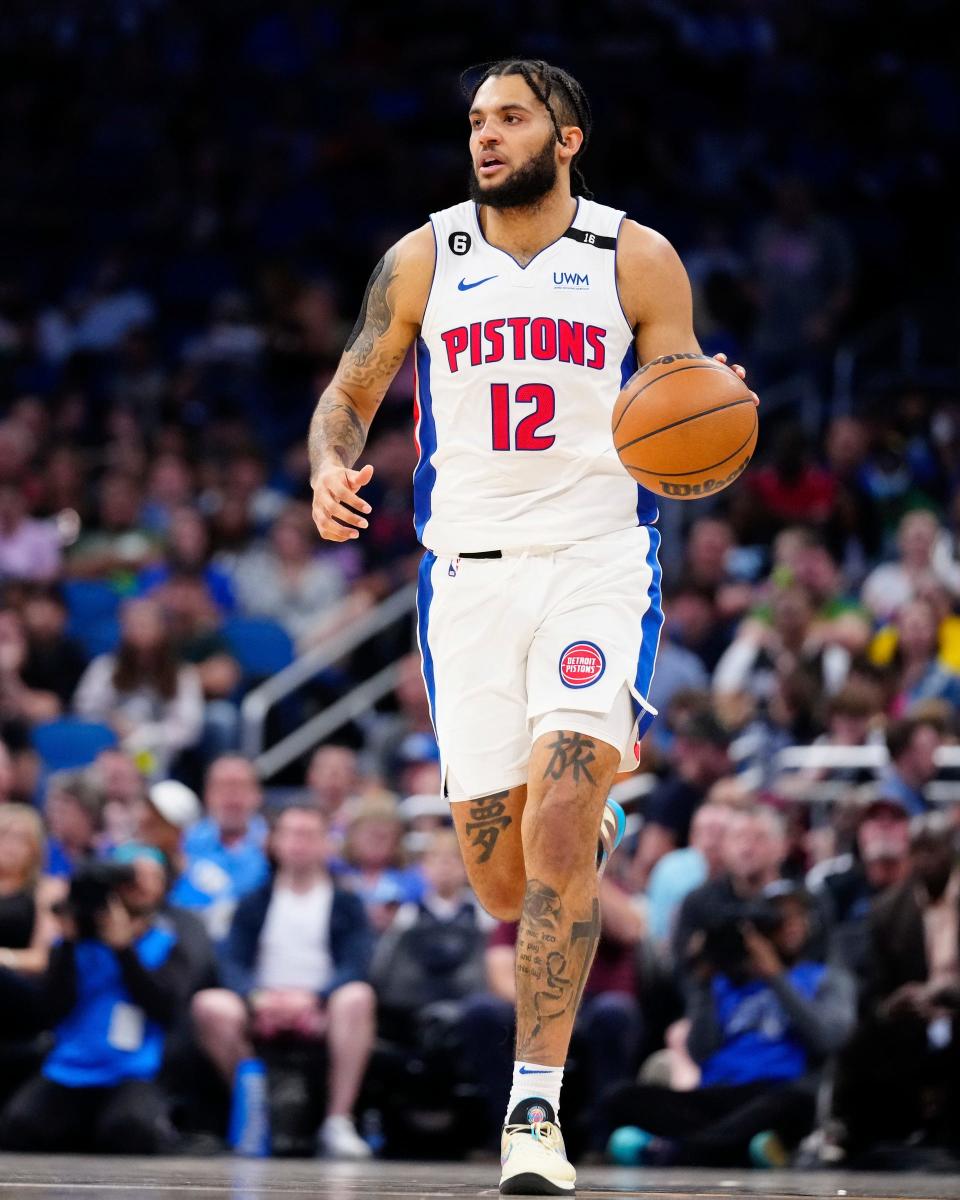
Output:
top-left (612, 353), bottom-right (758, 500)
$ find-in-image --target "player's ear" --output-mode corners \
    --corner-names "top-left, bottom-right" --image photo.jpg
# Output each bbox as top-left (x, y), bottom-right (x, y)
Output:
top-left (558, 126), bottom-right (584, 160)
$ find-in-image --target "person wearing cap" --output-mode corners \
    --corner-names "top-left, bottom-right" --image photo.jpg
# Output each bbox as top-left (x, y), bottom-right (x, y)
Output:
top-left (630, 709), bottom-right (732, 890)
top-left (602, 880), bottom-right (856, 1167)
top-left (0, 843), bottom-right (192, 1154)
top-left (807, 793), bottom-right (910, 977)
top-left (139, 778), bottom-right (202, 881)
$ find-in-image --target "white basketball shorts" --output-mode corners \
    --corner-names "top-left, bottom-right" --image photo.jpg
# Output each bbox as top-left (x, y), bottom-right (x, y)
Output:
top-left (416, 525), bottom-right (664, 802)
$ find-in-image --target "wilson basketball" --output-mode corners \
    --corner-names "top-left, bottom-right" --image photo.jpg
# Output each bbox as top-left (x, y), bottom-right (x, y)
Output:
top-left (612, 353), bottom-right (758, 499)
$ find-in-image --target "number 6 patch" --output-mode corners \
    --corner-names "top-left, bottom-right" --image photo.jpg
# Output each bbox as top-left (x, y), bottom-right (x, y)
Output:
top-left (448, 231), bottom-right (471, 255)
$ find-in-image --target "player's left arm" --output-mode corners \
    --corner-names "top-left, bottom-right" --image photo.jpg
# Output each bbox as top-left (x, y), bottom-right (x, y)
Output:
top-left (616, 219), bottom-right (757, 398)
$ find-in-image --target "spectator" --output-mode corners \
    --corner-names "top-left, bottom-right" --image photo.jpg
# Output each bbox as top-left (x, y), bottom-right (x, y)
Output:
top-left (191, 804), bottom-right (375, 1159)
top-left (861, 510), bottom-right (952, 623)
top-left (0, 846), bottom-right (190, 1153)
top-left (370, 828), bottom-right (489, 1044)
top-left (169, 755), bottom-right (268, 942)
top-left (44, 769), bottom-right (105, 878)
top-left (0, 738), bottom-right (14, 805)
top-left (886, 598), bottom-right (960, 716)
top-left (138, 506), bottom-right (236, 615)
top-left (646, 803), bottom-right (734, 944)
top-left (631, 710), bottom-right (732, 888)
top-left (151, 572), bottom-right (242, 760)
top-left (66, 472), bottom-right (157, 583)
top-left (876, 715), bottom-right (942, 817)
top-left (93, 749), bottom-right (147, 851)
top-left (18, 584), bottom-right (88, 710)
top-left (672, 806), bottom-right (790, 983)
top-left (73, 598), bottom-right (204, 777)
top-left (822, 416), bottom-right (882, 579)
top-left (603, 883), bottom-right (856, 1166)
top-left (808, 796), bottom-right (911, 977)
top-left (833, 813), bottom-right (960, 1158)
top-left (306, 744), bottom-right (363, 825)
top-left (138, 779), bottom-right (201, 881)
top-left (0, 606), bottom-right (62, 728)
top-left (232, 501), bottom-right (346, 646)
top-left (736, 426), bottom-right (837, 544)
top-left (366, 653), bottom-right (436, 790)
top-left (713, 583), bottom-right (850, 705)
top-left (335, 797), bottom-right (425, 931)
top-left (0, 482), bottom-right (61, 583)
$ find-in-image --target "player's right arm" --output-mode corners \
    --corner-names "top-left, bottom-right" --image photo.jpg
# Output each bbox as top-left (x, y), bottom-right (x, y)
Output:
top-left (309, 224), bottom-right (435, 542)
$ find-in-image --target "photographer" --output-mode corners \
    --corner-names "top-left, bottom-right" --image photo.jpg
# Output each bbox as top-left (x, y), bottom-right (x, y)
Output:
top-left (603, 882), bottom-right (856, 1166)
top-left (0, 846), bottom-right (191, 1153)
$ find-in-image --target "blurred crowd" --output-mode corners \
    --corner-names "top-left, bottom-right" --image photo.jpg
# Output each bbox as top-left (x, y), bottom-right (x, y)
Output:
top-left (1, 0), bottom-right (959, 1174)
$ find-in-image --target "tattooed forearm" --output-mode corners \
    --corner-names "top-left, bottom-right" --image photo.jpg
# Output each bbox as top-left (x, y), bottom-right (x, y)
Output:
top-left (515, 880), bottom-right (601, 1058)
top-left (543, 731), bottom-right (597, 785)
top-left (308, 390), bottom-right (368, 470)
top-left (465, 790), bottom-right (512, 863)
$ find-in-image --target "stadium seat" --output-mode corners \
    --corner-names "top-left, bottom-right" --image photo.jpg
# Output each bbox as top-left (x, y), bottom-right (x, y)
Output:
top-left (31, 718), bottom-right (118, 772)
top-left (63, 581), bottom-right (123, 656)
top-left (223, 616), bottom-right (295, 679)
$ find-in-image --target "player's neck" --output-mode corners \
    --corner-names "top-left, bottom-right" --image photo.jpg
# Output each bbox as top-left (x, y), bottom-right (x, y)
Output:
top-left (478, 189), bottom-right (577, 267)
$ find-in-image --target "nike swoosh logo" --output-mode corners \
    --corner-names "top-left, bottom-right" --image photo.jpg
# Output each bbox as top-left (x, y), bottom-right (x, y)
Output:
top-left (518, 1066), bottom-right (552, 1075)
top-left (458, 275), bottom-right (498, 291)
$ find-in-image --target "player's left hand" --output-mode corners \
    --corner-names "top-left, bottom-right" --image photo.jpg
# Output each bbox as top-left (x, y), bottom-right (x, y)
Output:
top-left (713, 352), bottom-right (759, 407)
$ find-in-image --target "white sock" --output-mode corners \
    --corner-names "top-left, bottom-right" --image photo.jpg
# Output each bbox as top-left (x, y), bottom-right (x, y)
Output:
top-left (506, 1061), bottom-right (564, 1123)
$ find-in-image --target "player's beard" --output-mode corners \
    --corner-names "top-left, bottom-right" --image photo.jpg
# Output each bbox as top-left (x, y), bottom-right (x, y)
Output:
top-left (469, 132), bottom-right (558, 209)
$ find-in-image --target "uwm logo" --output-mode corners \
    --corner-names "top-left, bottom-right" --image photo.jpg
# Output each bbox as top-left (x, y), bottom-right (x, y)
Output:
top-left (553, 271), bottom-right (589, 288)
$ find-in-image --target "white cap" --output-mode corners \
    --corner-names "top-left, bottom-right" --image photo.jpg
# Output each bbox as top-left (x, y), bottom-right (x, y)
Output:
top-left (148, 780), bottom-right (201, 830)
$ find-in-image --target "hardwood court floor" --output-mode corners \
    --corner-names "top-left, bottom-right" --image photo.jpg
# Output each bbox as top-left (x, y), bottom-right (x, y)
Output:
top-left (2, 1156), bottom-right (960, 1200)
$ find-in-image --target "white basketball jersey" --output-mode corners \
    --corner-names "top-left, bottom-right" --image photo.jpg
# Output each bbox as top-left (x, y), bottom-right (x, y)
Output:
top-left (414, 197), bottom-right (659, 554)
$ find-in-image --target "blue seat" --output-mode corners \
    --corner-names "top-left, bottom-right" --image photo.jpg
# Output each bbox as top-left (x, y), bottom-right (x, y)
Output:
top-left (223, 617), bottom-right (295, 679)
top-left (63, 581), bottom-right (122, 656)
top-left (31, 719), bottom-right (118, 772)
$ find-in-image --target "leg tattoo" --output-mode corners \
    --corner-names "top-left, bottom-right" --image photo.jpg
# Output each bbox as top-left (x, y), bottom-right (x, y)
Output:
top-left (464, 790), bottom-right (512, 864)
top-left (516, 880), bottom-right (602, 1059)
top-left (542, 732), bottom-right (597, 786)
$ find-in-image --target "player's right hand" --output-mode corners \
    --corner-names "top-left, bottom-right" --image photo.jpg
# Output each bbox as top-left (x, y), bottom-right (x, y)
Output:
top-left (311, 461), bottom-right (374, 541)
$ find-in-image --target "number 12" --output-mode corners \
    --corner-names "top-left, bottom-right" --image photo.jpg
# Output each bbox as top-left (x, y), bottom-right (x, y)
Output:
top-left (490, 383), bottom-right (556, 451)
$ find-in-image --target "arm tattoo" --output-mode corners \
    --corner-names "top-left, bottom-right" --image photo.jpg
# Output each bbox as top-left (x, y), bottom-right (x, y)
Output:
top-left (515, 879), bottom-right (601, 1058)
top-left (465, 790), bottom-right (512, 864)
top-left (308, 246), bottom-right (402, 471)
top-left (543, 731), bottom-right (596, 785)
top-left (338, 245), bottom-right (406, 390)
top-left (308, 392), bottom-right (368, 469)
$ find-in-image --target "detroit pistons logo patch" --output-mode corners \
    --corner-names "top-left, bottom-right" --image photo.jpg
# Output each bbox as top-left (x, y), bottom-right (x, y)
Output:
top-left (559, 641), bottom-right (605, 688)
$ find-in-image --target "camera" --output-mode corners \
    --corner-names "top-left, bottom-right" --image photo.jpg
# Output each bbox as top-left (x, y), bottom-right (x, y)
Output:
top-left (692, 898), bottom-right (784, 975)
top-left (57, 860), bottom-right (136, 940)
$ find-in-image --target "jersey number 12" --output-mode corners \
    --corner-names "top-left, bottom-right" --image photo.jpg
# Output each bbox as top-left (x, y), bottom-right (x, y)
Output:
top-left (490, 383), bottom-right (556, 451)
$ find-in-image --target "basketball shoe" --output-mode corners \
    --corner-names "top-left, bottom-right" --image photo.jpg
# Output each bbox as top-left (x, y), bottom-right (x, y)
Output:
top-left (499, 1098), bottom-right (576, 1195)
top-left (596, 797), bottom-right (626, 879)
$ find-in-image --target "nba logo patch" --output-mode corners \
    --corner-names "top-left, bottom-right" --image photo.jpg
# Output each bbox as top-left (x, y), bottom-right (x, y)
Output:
top-left (526, 1104), bottom-right (547, 1126)
top-left (559, 641), bottom-right (605, 688)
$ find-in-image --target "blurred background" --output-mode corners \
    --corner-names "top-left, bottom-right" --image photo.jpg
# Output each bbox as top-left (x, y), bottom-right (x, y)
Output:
top-left (1, 0), bottom-right (960, 1175)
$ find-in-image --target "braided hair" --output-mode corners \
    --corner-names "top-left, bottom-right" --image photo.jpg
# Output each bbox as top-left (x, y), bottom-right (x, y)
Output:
top-left (462, 59), bottom-right (594, 199)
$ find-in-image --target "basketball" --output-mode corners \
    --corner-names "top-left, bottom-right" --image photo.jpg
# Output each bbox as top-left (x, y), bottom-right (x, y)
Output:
top-left (612, 353), bottom-right (758, 500)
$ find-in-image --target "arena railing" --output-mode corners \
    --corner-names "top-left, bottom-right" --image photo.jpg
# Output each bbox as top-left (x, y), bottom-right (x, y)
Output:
top-left (240, 581), bottom-right (417, 778)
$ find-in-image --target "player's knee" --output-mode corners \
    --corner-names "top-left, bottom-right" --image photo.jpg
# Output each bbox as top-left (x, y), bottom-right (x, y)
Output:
top-left (525, 785), bottom-right (596, 874)
top-left (473, 873), bottom-right (525, 922)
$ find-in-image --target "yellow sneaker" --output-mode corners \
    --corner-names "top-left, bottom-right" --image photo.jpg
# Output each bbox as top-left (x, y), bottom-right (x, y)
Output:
top-left (499, 1098), bottom-right (576, 1195)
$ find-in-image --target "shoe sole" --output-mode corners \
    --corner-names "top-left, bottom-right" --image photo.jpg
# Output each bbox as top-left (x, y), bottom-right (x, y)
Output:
top-left (500, 1171), bottom-right (576, 1195)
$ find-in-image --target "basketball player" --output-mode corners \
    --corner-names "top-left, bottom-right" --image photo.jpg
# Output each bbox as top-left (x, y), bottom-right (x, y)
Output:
top-left (309, 60), bottom-right (756, 1195)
